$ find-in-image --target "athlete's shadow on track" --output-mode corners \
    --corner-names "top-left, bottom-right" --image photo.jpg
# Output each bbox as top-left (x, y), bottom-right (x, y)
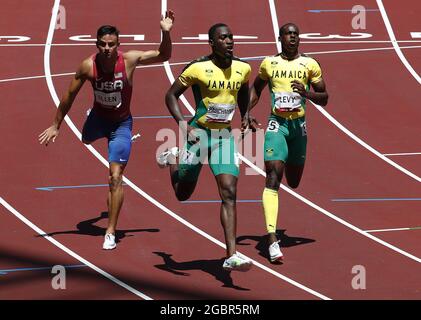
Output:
top-left (37, 211), bottom-right (159, 244)
top-left (237, 230), bottom-right (315, 264)
top-left (153, 251), bottom-right (250, 291)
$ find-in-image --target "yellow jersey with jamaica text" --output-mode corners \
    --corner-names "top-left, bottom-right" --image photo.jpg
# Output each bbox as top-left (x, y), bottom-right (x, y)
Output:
top-left (178, 56), bottom-right (251, 129)
top-left (258, 54), bottom-right (322, 119)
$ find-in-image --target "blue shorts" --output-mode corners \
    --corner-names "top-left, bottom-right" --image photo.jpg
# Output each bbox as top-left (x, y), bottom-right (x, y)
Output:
top-left (82, 109), bottom-right (133, 164)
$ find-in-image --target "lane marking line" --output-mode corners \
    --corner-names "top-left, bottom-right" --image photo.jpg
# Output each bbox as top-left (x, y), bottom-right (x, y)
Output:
top-left (377, 0), bottom-right (421, 85)
top-left (365, 227), bottom-right (421, 233)
top-left (0, 196), bottom-right (151, 299)
top-left (3, 45), bottom-right (421, 84)
top-left (383, 152), bottom-right (421, 157)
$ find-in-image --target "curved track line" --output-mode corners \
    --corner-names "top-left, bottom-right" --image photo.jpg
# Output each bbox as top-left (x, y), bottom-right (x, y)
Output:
top-left (165, 0), bottom-right (421, 263)
top-left (42, 0), bottom-right (330, 300)
top-left (161, 0), bottom-right (333, 300)
top-left (4, 45), bottom-right (421, 84)
top-left (376, 0), bottom-right (421, 85)
top-left (269, 0), bottom-right (421, 183)
top-left (161, 0), bottom-right (421, 264)
top-left (41, 0), bottom-right (153, 300)
top-left (266, 0), bottom-right (421, 261)
top-left (0, 196), bottom-right (151, 300)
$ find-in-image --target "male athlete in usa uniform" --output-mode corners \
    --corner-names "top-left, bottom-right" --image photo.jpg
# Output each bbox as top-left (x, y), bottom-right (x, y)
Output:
top-left (248, 23), bottom-right (329, 262)
top-left (39, 11), bottom-right (175, 250)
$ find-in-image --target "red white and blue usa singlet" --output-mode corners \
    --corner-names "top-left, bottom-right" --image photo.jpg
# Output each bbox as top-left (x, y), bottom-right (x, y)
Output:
top-left (90, 51), bottom-right (132, 121)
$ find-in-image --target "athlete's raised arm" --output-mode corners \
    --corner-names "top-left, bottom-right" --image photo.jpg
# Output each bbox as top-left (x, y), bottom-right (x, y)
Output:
top-left (125, 10), bottom-right (174, 67)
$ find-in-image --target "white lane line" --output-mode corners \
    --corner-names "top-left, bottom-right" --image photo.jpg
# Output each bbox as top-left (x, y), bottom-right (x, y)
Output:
top-left (0, 196), bottom-right (152, 300)
top-left (269, 1), bottom-right (421, 182)
top-left (162, 0), bottom-right (421, 271)
top-left (217, 0), bottom-right (421, 264)
top-left (40, 0), bottom-right (153, 300)
top-left (313, 104), bottom-right (421, 182)
top-left (377, 0), bottom-right (421, 85)
top-left (365, 226), bottom-right (421, 233)
top-left (383, 152), bottom-right (421, 157)
top-left (162, 2), bottom-right (329, 298)
top-left (2, 40), bottom-right (421, 47)
top-left (0, 72), bottom-right (74, 83)
top-left (3, 45), bottom-right (421, 84)
top-left (40, 0), bottom-right (330, 301)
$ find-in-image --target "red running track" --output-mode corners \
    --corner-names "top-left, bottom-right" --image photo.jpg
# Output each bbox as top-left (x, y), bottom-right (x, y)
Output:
top-left (0, 0), bottom-right (420, 300)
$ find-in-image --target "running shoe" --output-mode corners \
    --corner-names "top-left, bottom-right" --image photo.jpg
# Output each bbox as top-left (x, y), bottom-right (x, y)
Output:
top-left (157, 146), bottom-right (179, 168)
top-left (103, 233), bottom-right (116, 250)
top-left (222, 253), bottom-right (253, 272)
top-left (269, 240), bottom-right (283, 262)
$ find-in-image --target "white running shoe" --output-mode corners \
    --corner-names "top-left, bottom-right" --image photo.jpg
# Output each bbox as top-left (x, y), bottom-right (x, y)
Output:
top-left (157, 147), bottom-right (179, 168)
top-left (103, 233), bottom-right (116, 250)
top-left (269, 240), bottom-right (283, 262)
top-left (222, 253), bottom-right (253, 272)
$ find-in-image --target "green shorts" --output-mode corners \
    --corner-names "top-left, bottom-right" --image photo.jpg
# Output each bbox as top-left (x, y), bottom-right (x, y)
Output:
top-left (264, 114), bottom-right (307, 165)
top-left (178, 125), bottom-right (240, 182)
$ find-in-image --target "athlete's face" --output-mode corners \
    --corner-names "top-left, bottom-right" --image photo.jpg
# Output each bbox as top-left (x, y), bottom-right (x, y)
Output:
top-left (279, 25), bottom-right (300, 51)
top-left (210, 26), bottom-right (234, 59)
top-left (96, 34), bottom-right (119, 59)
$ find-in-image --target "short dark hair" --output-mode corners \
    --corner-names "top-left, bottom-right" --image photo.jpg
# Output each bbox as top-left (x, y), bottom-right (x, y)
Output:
top-left (96, 25), bottom-right (119, 40)
top-left (279, 23), bottom-right (299, 36)
top-left (208, 23), bottom-right (228, 41)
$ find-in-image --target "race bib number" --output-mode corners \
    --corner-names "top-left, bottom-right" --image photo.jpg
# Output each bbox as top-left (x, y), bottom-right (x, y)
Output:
top-left (206, 103), bottom-right (235, 123)
top-left (267, 119), bottom-right (280, 132)
top-left (94, 91), bottom-right (122, 108)
top-left (274, 92), bottom-right (302, 112)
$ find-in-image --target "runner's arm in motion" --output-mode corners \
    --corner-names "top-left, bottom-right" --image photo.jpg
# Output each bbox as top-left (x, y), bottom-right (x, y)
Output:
top-left (249, 76), bottom-right (268, 111)
top-left (126, 10), bottom-right (174, 66)
top-left (165, 79), bottom-right (200, 140)
top-left (242, 76), bottom-right (268, 131)
top-left (239, 81), bottom-right (258, 131)
top-left (291, 79), bottom-right (328, 106)
top-left (38, 60), bottom-right (89, 145)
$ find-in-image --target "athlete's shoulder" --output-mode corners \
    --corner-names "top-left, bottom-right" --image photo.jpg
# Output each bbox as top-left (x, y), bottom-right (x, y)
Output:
top-left (232, 56), bottom-right (250, 65)
top-left (78, 56), bottom-right (94, 79)
top-left (232, 57), bottom-right (251, 73)
top-left (299, 54), bottom-right (322, 67)
top-left (182, 55), bottom-right (212, 72)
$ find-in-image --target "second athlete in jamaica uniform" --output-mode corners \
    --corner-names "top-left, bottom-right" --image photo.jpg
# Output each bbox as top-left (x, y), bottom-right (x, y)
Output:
top-left (248, 23), bottom-right (329, 263)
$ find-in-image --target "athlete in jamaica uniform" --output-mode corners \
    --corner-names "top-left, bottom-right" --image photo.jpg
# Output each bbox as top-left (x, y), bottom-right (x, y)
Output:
top-left (158, 23), bottom-right (255, 271)
top-left (39, 11), bottom-right (175, 250)
top-left (248, 23), bottom-right (329, 262)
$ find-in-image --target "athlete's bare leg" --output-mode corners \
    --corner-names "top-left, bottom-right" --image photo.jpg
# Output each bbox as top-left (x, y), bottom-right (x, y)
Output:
top-left (285, 163), bottom-right (304, 188)
top-left (106, 162), bottom-right (126, 235)
top-left (215, 174), bottom-right (238, 258)
top-left (168, 161), bottom-right (197, 201)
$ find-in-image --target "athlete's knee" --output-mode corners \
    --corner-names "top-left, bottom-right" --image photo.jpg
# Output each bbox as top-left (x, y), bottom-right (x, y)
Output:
top-left (219, 184), bottom-right (237, 205)
top-left (175, 191), bottom-right (191, 202)
top-left (82, 138), bottom-right (92, 145)
top-left (265, 170), bottom-right (281, 190)
top-left (174, 182), bottom-right (195, 201)
top-left (287, 180), bottom-right (300, 189)
top-left (109, 171), bottom-right (123, 191)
